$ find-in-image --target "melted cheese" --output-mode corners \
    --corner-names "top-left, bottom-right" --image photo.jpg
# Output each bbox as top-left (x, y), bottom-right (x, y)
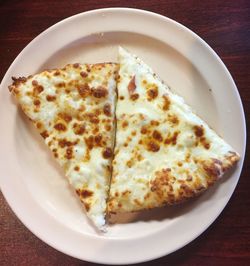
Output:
top-left (108, 47), bottom-right (239, 213)
top-left (10, 63), bottom-right (118, 229)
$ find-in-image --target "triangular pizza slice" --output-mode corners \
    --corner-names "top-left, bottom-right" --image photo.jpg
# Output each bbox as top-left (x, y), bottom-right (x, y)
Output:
top-left (108, 47), bottom-right (239, 213)
top-left (9, 63), bottom-right (118, 229)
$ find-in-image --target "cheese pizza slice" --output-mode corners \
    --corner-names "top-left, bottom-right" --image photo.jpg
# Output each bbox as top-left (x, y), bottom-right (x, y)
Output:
top-left (108, 47), bottom-right (240, 213)
top-left (9, 63), bottom-right (118, 229)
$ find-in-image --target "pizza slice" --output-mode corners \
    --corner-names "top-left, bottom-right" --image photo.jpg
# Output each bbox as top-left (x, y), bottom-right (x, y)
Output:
top-left (9, 63), bottom-right (118, 229)
top-left (108, 47), bottom-right (240, 213)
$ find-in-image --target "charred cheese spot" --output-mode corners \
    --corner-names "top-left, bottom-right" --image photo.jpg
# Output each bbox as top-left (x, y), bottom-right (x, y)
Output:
top-left (162, 94), bottom-right (171, 111)
top-left (102, 147), bottom-right (113, 159)
top-left (92, 86), bottom-right (108, 98)
top-left (88, 113), bottom-right (99, 124)
top-left (54, 123), bottom-right (67, 131)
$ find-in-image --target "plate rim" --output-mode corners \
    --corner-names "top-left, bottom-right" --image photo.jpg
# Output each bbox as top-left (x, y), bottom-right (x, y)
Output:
top-left (0, 7), bottom-right (246, 265)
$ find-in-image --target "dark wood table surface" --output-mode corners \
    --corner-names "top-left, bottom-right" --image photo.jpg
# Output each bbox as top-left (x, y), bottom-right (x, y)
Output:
top-left (0, 1), bottom-right (249, 265)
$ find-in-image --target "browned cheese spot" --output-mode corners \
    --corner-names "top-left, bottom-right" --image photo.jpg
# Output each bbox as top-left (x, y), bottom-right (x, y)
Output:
top-left (33, 99), bottom-right (40, 106)
top-left (119, 96), bottom-right (125, 100)
top-left (76, 189), bottom-right (93, 199)
top-left (130, 93), bottom-right (139, 101)
top-left (54, 123), bottom-right (67, 131)
top-left (122, 120), bottom-right (128, 129)
top-left (128, 75), bottom-right (136, 94)
top-left (152, 130), bottom-right (163, 142)
top-left (147, 85), bottom-right (158, 101)
top-left (94, 134), bottom-right (102, 145)
top-left (58, 138), bottom-right (78, 148)
top-left (74, 165), bottom-right (80, 172)
top-left (193, 125), bottom-right (210, 149)
top-left (150, 120), bottom-right (160, 126)
top-left (141, 126), bottom-right (147, 134)
top-left (65, 147), bottom-right (73, 160)
top-left (88, 113), bottom-right (99, 124)
top-left (46, 95), bottom-right (56, 102)
top-left (84, 136), bottom-right (94, 150)
top-left (131, 131), bottom-right (136, 136)
top-left (162, 94), bottom-right (171, 111)
top-left (36, 122), bottom-right (42, 129)
top-left (40, 130), bottom-right (49, 139)
top-left (73, 123), bottom-right (85, 135)
top-left (73, 63), bottom-right (80, 68)
top-left (58, 112), bottom-right (72, 123)
top-left (56, 82), bottom-right (65, 88)
top-left (84, 202), bottom-right (90, 212)
top-left (11, 76), bottom-right (27, 87)
top-left (194, 125), bottom-right (204, 137)
top-left (32, 80), bottom-right (38, 86)
top-left (92, 86), bottom-right (108, 98)
top-left (105, 124), bottom-right (112, 131)
top-left (33, 85), bottom-right (44, 95)
top-left (102, 147), bottom-right (113, 159)
top-left (147, 141), bottom-right (160, 152)
top-left (164, 131), bottom-right (179, 145)
top-left (80, 71), bottom-right (88, 78)
top-left (77, 84), bottom-right (91, 97)
top-left (103, 103), bottom-right (111, 116)
top-left (150, 168), bottom-right (172, 197)
top-left (53, 70), bottom-right (60, 76)
top-left (168, 114), bottom-right (179, 125)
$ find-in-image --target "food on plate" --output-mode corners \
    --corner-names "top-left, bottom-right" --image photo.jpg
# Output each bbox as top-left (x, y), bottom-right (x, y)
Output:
top-left (107, 47), bottom-right (240, 213)
top-left (9, 63), bottom-right (118, 229)
top-left (9, 47), bottom-right (240, 229)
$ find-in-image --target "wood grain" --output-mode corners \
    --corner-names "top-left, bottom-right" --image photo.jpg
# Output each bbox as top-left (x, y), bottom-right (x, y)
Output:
top-left (0, 0), bottom-right (249, 265)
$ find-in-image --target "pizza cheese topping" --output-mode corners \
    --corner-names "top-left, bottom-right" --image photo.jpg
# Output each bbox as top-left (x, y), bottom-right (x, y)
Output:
top-left (9, 47), bottom-right (240, 229)
top-left (9, 63), bottom-right (118, 229)
top-left (107, 47), bottom-right (240, 213)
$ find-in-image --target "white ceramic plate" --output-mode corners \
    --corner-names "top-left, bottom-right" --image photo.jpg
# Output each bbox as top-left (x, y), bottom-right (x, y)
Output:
top-left (0, 8), bottom-right (246, 265)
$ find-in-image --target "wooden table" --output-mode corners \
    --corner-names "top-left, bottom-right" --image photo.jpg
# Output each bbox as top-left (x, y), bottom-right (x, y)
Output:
top-left (1, 1), bottom-right (249, 265)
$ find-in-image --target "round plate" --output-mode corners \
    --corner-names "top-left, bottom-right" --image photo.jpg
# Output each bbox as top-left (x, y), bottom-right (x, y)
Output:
top-left (0, 8), bottom-right (246, 265)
